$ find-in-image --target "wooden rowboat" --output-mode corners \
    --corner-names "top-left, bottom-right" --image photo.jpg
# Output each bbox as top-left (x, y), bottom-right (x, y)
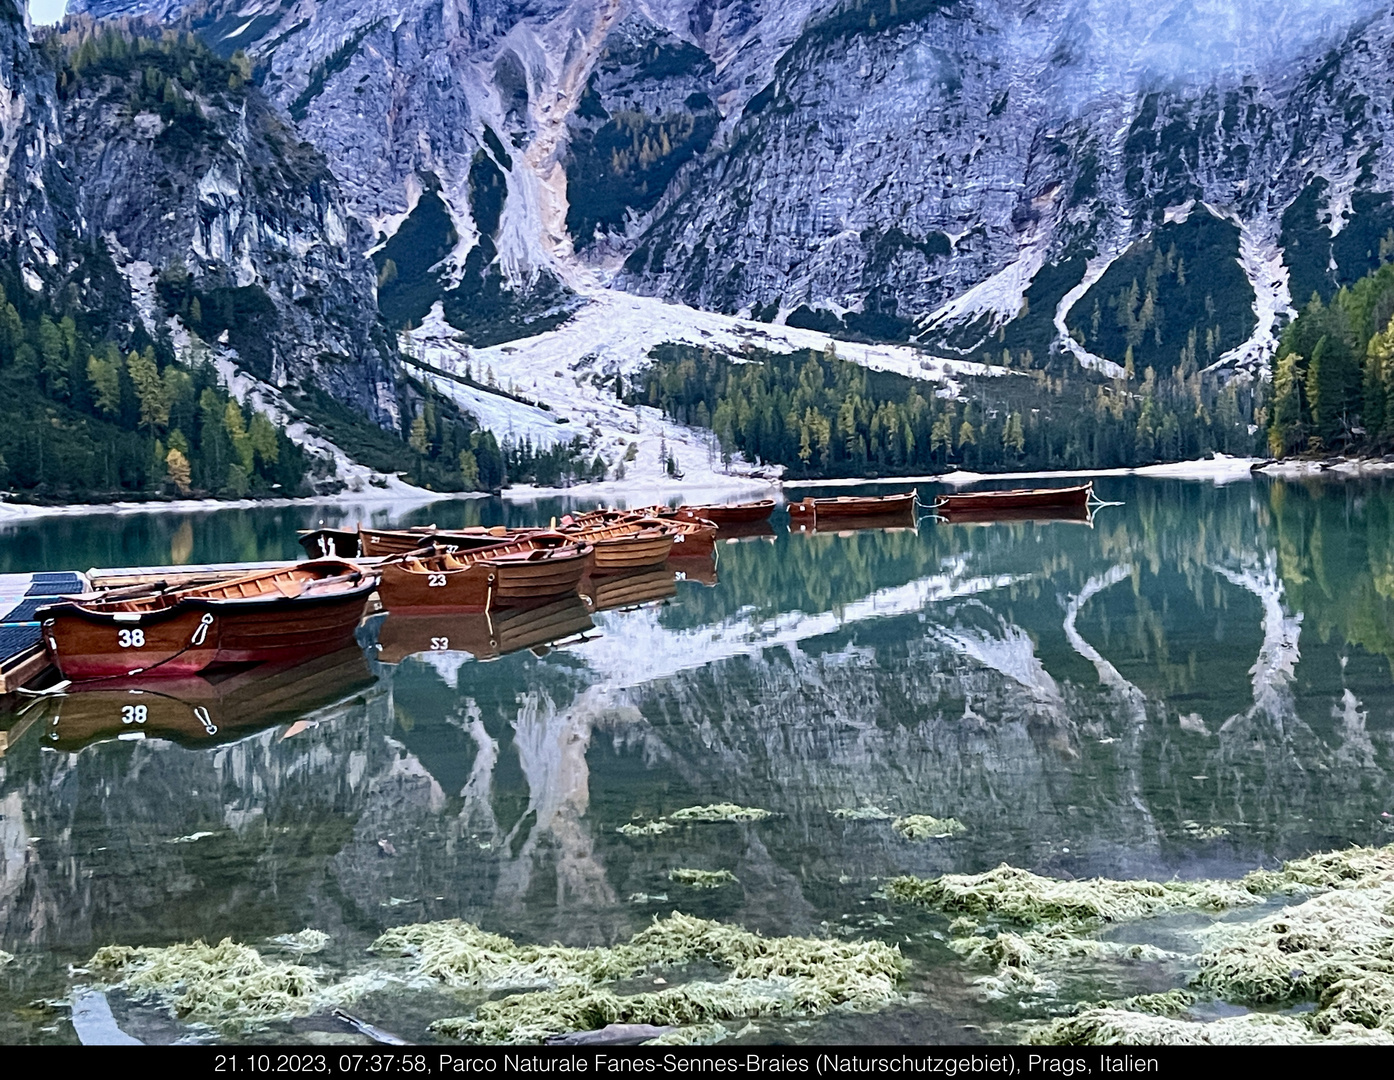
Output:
top-left (786, 491), bottom-right (918, 526)
top-left (559, 519), bottom-right (676, 572)
top-left (298, 527), bottom-right (363, 558)
top-left (37, 560), bottom-right (376, 681)
top-left (675, 499), bottom-right (775, 527)
top-left (375, 596), bottom-right (595, 664)
top-left (376, 537), bottom-right (591, 612)
top-left (933, 482), bottom-right (1094, 516)
top-left (562, 508), bottom-right (715, 557)
top-left (355, 525), bottom-right (529, 558)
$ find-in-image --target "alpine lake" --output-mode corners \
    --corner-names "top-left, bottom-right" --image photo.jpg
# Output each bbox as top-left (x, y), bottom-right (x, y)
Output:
top-left (3, 474), bottom-right (1394, 1045)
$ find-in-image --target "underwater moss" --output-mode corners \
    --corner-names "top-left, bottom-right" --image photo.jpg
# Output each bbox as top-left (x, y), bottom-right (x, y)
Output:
top-left (269, 929), bottom-right (330, 954)
top-left (87, 939), bottom-right (324, 1031)
top-left (380, 913), bottom-right (901, 1044)
top-left (643, 1021), bottom-right (733, 1045)
top-left (670, 869), bottom-right (737, 889)
top-left (668, 804), bottom-right (771, 823)
top-left (885, 864), bottom-right (1262, 925)
top-left (832, 807), bottom-right (892, 821)
top-left (1240, 845), bottom-right (1394, 894)
top-left (1096, 989), bottom-right (1198, 1017)
top-left (892, 815), bottom-right (966, 840)
top-left (618, 821), bottom-right (675, 837)
top-left (1025, 1008), bottom-right (1394, 1045)
top-left (1194, 880), bottom-right (1394, 1029)
top-left (914, 844), bottom-right (1394, 1042)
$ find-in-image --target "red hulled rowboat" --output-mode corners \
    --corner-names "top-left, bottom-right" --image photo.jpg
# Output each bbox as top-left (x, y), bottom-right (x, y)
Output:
top-left (38, 560), bottom-right (376, 681)
top-left (376, 536), bottom-right (592, 612)
top-left (933, 482), bottom-right (1094, 517)
top-left (786, 491), bottom-right (917, 528)
top-left (558, 519), bottom-right (677, 572)
top-left (675, 499), bottom-right (776, 527)
top-left (354, 524), bottom-right (532, 558)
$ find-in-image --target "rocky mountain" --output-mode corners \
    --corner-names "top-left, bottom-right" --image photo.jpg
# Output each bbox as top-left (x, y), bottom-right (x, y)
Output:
top-left (0, 7), bottom-right (399, 444)
top-left (49, 0), bottom-right (1394, 394)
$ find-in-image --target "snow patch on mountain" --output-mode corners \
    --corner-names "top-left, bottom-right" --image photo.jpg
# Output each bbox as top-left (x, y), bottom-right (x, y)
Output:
top-left (399, 288), bottom-right (1014, 496)
top-left (1054, 253), bottom-right (1128, 379)
top-left (1209, 217), bottom-right (1295, 377)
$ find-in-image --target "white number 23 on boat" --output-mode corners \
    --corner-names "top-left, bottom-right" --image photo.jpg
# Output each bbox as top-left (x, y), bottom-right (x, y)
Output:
top-left (117, 628), bottom-right (146, 648)
top-left (427, 573), bottom-right (447, 587)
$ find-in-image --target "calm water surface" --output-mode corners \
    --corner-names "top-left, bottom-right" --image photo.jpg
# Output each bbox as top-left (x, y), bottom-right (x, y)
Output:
top-left (2, 476), bottom-right (1393, 1043)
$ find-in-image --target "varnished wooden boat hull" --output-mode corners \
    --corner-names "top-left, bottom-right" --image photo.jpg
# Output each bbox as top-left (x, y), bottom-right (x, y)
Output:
top-left (587, 532), bottom-right (675, 571)
top-left (36, 647), bottom-right (375, 751)
top-left (358, 526), bottom-right (528, 558)
top-left (298, 528), bottom-right (362, 558)
top-left (376, 597), bottom-right (595, 663)
top-left (40, 585), bottom-right (373, 680)
top-left (666, 520), bottom-right (717, 556)
top-left (358, 528), bottom-right (439, 557)
top-left (679, 500), bottom-right (775, 526)
top-left (377, 547), bottom-right (589, 612)
top-left (933, 482), bottom-right (1093, 513)
top-left (787, 491), bottom-right (918, 524)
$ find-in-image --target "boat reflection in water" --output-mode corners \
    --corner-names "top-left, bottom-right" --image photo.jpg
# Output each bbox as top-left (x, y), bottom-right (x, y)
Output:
top-left (32, 645), bottom-right (376, 752)
top-left (788, 508), bottom-right (918, 535)
top-left (934, 503), bottom-right (1097, 526)
top-left (376, 596), bottom-right (596, 665)
top-left (583, 566), bottom-right (680, 611)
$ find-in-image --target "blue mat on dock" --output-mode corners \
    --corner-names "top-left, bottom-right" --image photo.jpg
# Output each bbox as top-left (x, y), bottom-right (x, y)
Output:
top-left (0, 623), bottom-right (41, 656)
top-left (4, 597), bottom-right (52, 623)
top-left (26, 573), bottom-right (84, 596)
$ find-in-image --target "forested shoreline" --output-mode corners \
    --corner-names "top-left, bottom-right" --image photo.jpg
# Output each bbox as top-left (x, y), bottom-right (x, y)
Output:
top-left (1268, 263), bottom-right (1394, 457)
top-left (641, 341), bottom-right (1261, 479)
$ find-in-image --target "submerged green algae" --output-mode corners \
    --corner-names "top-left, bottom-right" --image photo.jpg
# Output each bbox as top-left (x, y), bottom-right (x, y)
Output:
top-left (668, 804), bottom-right (771, 823)
top-left (831, 807), bottom-right (893, 821)
top-left (87, 938), bottom-right (327, 1031)
top-left (670, 869), bottom-right (737, 889)
top-left (369, 912), bottom-right (902, 1044)
top-left (1027, 1009), bottom-right (1394, 1046)
top-left (886, 844), bottom-right (1394, 1045)
top-left (885, 863), bottom-right (1262, 924)
top-left (892, 815), bottom-right (967, 840)
top-left (617, 820), bottom-right (675, 837)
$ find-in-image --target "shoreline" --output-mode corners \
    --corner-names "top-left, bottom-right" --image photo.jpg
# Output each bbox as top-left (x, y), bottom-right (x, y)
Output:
top-left (4, 455), bottom-right (1393, 522)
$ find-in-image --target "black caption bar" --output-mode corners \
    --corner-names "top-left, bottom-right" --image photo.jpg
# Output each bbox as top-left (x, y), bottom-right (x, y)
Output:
top-left (0, 1045), bottom-right (1388, 1075)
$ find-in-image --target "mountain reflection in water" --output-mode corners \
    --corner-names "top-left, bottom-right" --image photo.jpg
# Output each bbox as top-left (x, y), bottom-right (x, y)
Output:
top-left (1, 476), bottom-right (1393, 1043)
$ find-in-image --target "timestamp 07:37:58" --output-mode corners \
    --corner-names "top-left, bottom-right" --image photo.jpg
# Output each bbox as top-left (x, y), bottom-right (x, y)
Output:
top-left (214, 1054), bottom-right (434, 1073)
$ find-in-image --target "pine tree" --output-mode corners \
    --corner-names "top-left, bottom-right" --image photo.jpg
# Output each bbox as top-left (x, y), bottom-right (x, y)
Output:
top-left (165, 446), bottom-right (192, 494)
top-left (408, 413), bottom-right (429, 454)
top-left (1269, 352), bottom-right (1306, 456)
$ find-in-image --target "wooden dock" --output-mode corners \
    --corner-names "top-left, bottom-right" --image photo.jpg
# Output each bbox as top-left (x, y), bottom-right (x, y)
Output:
top-left (0, 570), bottom-right (88, 694)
